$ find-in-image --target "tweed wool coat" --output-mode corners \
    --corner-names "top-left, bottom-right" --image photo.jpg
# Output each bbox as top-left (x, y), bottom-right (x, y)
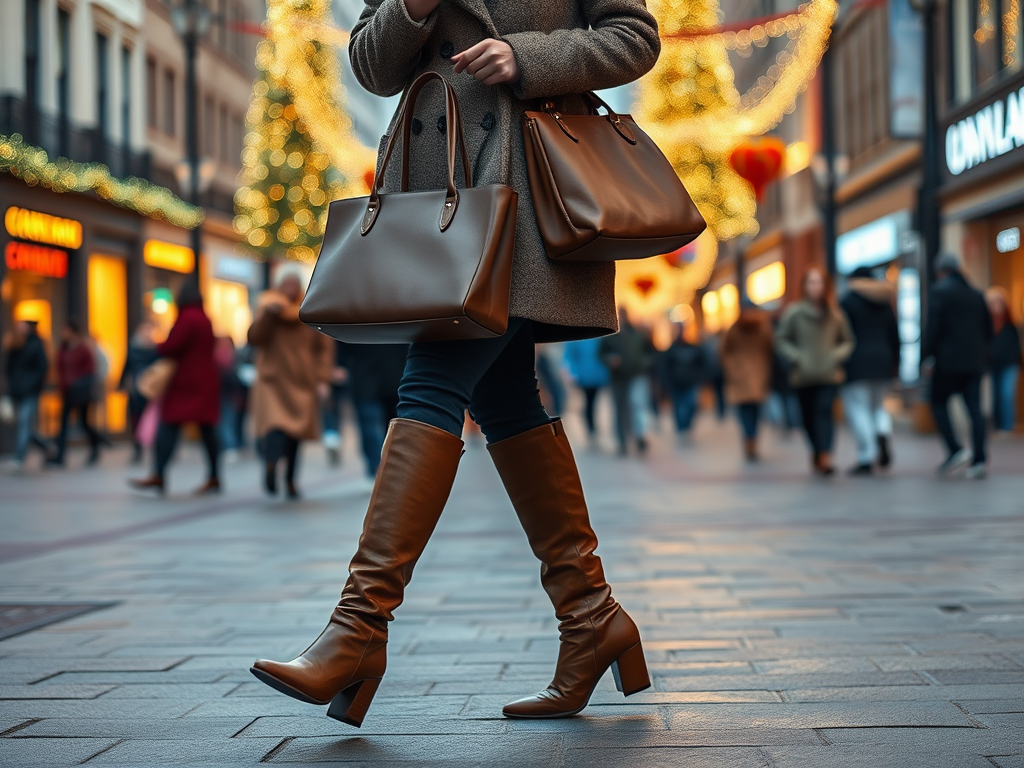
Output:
top-left (349, 0), bottom-right (661, 342)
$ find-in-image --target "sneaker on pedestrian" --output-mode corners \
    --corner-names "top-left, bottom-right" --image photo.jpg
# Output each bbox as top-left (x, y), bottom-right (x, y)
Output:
top-left (937, 448), bottom-right (972, 476)
top-left (0, 458), bottom-right (24, 474)
top-left (224, 448), bottom-right (241, 464)
top-left (848, 463), bottom-right (873, 476)
top-left (964, 463), bottom-right (987, 480)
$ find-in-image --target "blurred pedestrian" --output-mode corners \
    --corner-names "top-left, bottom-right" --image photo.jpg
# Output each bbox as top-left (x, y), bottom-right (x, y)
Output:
top-left (701, 332), bottom-right (726, 422)
top-left (721, 302), bottom-right (774, 462)
top-left (600, 308), bottom-right (655, 455)
top-left (923, 253), bottom-right (993, 478)
top-left (775, 267), bottom-right (854, 476)
top-left (50, 319), bottom-right (103, 467)
top-left (839, 267), bottom-right (901, 475)
top-left (563, 338), bottom-right (610, 444)
top-left (215, 336), bottom-right (249, 463)
top-left (536, 346), bottom-right (566, 417)
top-left (119, 321), bottom-right (159, 464)
top-left (663, 321), bottom-right (707, 442)
top-left (321, 343), bottom-right (349, 467)
top-left (129, 281), bottom-right (221, 495)
top-left (340, 343), bottom-right (408, 478)
top-left (2, 319), bottom-right (52, 471)
top-left (248, 272), bottom-right (333, 499)
top-left (986, 286), bottom-right (1021, 435)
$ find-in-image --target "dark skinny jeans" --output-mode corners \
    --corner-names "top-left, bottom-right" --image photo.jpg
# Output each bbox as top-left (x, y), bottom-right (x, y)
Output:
top-left (930, 371), bottom-right (986, 464)
top-left (795, 384), bottom-right (838, 455)
top-left (397, 318), bottom-right (551, 442)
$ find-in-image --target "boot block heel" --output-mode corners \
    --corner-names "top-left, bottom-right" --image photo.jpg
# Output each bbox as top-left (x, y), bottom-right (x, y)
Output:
top-left (326, 677), bottom-right (382, 727)
top-left (610, 642), bottom-right (651, 697)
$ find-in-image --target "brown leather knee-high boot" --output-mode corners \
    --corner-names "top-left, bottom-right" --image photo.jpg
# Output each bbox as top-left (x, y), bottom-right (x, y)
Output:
top-left (251, 419), bottom-right (463, 726)
top-left (487, 420), bottom-right (650, 718)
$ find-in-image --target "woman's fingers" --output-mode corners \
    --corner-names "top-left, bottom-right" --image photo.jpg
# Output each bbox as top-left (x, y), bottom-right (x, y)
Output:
top-left (451, 40), bottom-right (488, 74)
top-left (451, 39), bottom-right (520, 85)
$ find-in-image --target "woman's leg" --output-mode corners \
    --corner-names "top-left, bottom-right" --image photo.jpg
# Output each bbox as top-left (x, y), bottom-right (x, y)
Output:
top-left (252, 320), bottom-right (535, 723)
top-left (283, 434), bottom-right (301, 497)
top-left (476, 329), bottom-right (650, 718)
top-left (154, 422), bottom-right (180, 479)
top-left (817, 385), bottom-right (838, 454)
top-left (582, 386), bottom-right (599, 436)
top-left (199, 424), bottom-right (220, 482)
top-left (795, 386), bottom-right (819, 455)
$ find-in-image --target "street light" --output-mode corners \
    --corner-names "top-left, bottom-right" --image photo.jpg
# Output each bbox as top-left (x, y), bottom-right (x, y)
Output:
top-left (170, 0), bottom-right (217, 277)
top-left (909, 0), bottom-right (941, 285)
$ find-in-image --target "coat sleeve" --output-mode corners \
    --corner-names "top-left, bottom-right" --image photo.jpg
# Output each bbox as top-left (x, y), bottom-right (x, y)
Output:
top-left (774, 309), bottom-right (800, 364)
top-left (247, 308), bottom-right (277, 347)
top-left (157, 315), bottom-right (194, 361)
top-left (503, 0), bottom-right (661, 100)
top-left (349, 0), bottom-right (439, 97)
top-left (921, 287), bottom-right (941, 362)
top-left (833, 309), bottom-right (855, 364)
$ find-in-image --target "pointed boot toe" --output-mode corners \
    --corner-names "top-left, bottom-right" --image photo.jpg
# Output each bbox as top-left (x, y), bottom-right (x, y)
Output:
top-left (502, 688), bottom-right (587, 719)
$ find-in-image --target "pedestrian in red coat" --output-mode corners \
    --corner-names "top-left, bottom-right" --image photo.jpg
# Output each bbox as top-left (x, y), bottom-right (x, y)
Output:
top-left (50, 319), bottom-right (103, 467)
top-left (130, 281), bottom-right (221, 495)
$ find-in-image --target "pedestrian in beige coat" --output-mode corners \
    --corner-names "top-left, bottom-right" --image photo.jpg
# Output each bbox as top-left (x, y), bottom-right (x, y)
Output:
top-left (775, 267), bottom-right (855, 475)
top-left (252, 0), bottom-right (660, 727)
top-left (721, 303), bottom-right (774, 461)
top-left (248, 272), bottom-right (333, 499)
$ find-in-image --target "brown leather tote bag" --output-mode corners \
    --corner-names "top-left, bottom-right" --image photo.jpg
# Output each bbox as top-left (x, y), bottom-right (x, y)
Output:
top-left (523, 92), bottom-right (706, 262)
top-left (299, 72), bottom-right (518, 343)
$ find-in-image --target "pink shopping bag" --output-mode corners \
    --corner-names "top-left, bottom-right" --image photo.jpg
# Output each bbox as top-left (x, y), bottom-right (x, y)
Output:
top-left (136, 400), bottom-right (161, 448)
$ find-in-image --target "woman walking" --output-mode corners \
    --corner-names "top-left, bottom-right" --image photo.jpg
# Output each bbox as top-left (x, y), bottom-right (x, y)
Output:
top-left (248, 272), bottom-right (333, 499)
top-left (51, 320), bottom-right (103, 467)
top-left (250, 0), bottom-right (659, 726)
top-left (775, 267), bottom-right (855, 475)
top-left (130, 281), bottom-right (221, 495)
top-left (721, 302), bottom-right (774, 462)
top-left (986, 287), bottom-right (1021, 434)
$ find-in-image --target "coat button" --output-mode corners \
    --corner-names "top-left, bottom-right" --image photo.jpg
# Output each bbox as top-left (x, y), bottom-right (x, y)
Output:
top-left (437, 115), bottom-right (447, 134)
top-left (411, 118), bottom-right (422, 136)
top-left (439, 41), bottom-right (454, 59)
top-left (480, 112), bottom-right (495, 131)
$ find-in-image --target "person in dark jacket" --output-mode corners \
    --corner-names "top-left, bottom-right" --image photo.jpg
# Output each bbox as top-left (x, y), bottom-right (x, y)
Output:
top-left (340, 343), bottom-right (409, 477)
top-left (985, 287), bottom-right (1022, 434)
top-left (51, 319), bottom-right (103, 467)
top-left (3, 320), bottom-right (51, 469)
top-left (839, 267), bottom-right (901, 475)
top-left (922, 253), bottom-right (994, 478)
top-left (119, 321), bottom-right (159, 464)
top-left (663, 322), bottom-right (707, 440)
top-left (599, 308), bottom-right (655, 455)
top-left (130, 281), bottom-right (221, 494)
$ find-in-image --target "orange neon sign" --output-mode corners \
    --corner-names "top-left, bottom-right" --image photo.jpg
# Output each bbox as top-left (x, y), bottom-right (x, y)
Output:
top-left (5, 241), bottom-right (69, 278)
top-left (144, 240), bottom-right (195, 273)
top-left (4, 206), bottom-right (83, 249)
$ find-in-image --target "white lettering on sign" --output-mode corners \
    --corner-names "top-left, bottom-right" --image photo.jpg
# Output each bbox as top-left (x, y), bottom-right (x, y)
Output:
top-left (945, 88), bottom-right (1024, 175)
top-left (996, 227), bottom-right (1021, 253)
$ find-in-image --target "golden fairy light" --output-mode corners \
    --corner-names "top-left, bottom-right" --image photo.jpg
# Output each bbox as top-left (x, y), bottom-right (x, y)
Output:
top-left (0, 134), bottom-right (203, 229)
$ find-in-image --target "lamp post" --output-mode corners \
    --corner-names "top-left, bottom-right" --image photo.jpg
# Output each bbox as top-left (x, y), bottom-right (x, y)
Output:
top-left (910, 0), bottom-right (940, 284)
top-left (170, 0), bottom-right (215, 277)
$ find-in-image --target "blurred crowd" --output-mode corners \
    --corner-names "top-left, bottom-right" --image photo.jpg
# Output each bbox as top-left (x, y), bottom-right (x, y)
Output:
top-left (2, 252), bottom-right (1021, 488)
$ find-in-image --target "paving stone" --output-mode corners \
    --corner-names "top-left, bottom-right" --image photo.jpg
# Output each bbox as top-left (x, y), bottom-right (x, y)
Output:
top-left (563, 746), bottom-right (769, 768)
top-left (0, 738), bottom-right (118, 767)
top-left (269, 733), bottom-right (564, 765)
top-left (765, 745), bottom-right (996, 768)
top-left (13, 717), bottom-right (254, 739)
top-left (83, 737), bottom-right (278, 765)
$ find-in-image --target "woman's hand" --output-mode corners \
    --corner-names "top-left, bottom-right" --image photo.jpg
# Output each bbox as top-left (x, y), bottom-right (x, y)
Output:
top-left (403, 0), bottom-right (440, 23)
top-left (452, 39), bottom-right (521, 85)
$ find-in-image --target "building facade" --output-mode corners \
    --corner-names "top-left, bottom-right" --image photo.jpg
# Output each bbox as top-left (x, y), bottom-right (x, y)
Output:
top-left (1, 0), bottom-right (264, 451)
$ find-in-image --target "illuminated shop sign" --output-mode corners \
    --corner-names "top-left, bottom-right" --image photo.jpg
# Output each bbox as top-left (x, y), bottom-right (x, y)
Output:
top-left (945, 87), bottom-right (1024, 176)
top-left (746, 261), bottom-right (786, 306)
top-left (5, 241), bottom-right (69, 278)
top-left (4, 206), bottom-right (83, 249)
top-left (144, 239), bottom-right (195, 273)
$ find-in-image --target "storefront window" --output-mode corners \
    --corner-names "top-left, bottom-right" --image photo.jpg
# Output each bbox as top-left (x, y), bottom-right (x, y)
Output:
top-left (206, 279), bottom-right (252, 347)
top-left (976, 0), bottom-right (1002, 88)
top-left (1004, 0), bottom-right (1023, 71)
top-left (88, 254), bottom-right (128, 433)
top-left (952, 0), bottom-right (1023, 99)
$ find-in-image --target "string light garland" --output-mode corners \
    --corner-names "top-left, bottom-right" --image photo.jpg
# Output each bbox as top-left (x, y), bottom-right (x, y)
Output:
top-left (0, 134), bottom-right (204, 229)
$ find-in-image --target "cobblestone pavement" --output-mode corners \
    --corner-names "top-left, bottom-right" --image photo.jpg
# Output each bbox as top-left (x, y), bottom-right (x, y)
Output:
top-left (1, 413), bottom-right (1022, 767)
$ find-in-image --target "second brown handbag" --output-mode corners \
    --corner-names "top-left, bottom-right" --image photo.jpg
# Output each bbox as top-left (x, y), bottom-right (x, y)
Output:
top-left (299, 72), bottom-right (518, 343)
top-left (523, 92), bottom-right (706, 262)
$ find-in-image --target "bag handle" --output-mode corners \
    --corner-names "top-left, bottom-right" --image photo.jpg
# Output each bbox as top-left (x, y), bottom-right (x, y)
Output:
top-left (543, 92), bottom-right (636, 146)
top-left (362, 72), bottom-right (472, 235)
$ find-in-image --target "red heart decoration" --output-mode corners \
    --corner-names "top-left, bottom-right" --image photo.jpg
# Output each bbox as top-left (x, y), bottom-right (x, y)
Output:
top-left (634, 277), bottom-right (656, 296)
top-left (729, 137), bottom-right (786, 200)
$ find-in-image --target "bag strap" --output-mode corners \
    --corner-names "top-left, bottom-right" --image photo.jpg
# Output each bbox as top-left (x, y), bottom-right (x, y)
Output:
top-left (362, 73), bottom-right (472, 236)
top-left (543, 92), bottom-right (637, 146)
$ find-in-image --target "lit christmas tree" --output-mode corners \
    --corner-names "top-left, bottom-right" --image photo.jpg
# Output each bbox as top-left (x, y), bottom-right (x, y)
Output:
top-left (233, 39), bottom-right (342, 263)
